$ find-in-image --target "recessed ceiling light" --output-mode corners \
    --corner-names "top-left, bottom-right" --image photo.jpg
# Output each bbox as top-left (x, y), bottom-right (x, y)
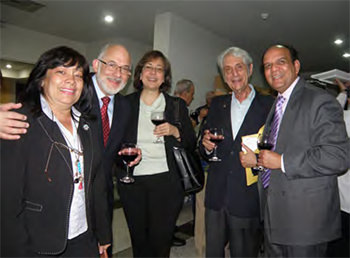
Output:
top-left (343, 52), bottom-right (350, 58)
top-left (334, 39), bottom-right (343, 45)
top-left (6, 64), bottom-right (12, 69)
top-left (260, 12), bottom-right (269, 20)
top-left (104, 15), bottom-right (114, 23)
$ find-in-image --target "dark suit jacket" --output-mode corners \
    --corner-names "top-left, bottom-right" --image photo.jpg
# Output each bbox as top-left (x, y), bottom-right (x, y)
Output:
top-left (0, 105), bottom-right (111, 256)
top-left (119, 92), bottom-right (196, 185)
top-left (200, 91), bottom-right (274, 218)
top-left (89, 79), bottom-right (131, 210)
top-left (262, 78), bottom-right (350, 245)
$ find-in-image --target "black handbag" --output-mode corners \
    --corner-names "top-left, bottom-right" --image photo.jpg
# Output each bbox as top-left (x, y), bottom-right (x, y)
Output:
top-left (172, 98), bottom-right (204, 194)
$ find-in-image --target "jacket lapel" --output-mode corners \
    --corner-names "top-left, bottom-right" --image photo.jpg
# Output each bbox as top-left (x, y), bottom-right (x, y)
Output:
top-left (37, 114), bottom-right (73, 176)
top-left (78, 118), bottom-right (93, 190)
top-left (275, 79), bottom-right (304, 151)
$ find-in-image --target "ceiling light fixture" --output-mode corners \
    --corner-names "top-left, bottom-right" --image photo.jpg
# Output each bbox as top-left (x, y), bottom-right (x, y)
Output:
top-left (261, 12), bottom-right (269, 20)
top-left (104, 15), bottom-right (114, 23)
top-left (334, 39), bottom-right (343, 45)
top-left (343, 53), bottom-right (350, 58)
top-left (6, 64), bottom-right (12, 69)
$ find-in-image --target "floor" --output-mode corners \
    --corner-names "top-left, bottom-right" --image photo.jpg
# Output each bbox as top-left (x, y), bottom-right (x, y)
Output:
top-left (112, 199), bottom-right (198, 257)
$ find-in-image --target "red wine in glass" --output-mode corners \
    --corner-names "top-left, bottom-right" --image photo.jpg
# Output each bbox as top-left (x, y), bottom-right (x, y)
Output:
top-left (121, 152), bottom-right (138, 164)
top-left (211, 138), bottom-right (223, 145)
top-left (256, 133), bottom-right (273, 171)
top-left (209, 127), bottom-right (224, 162)
top-left (151, 111), bottom-right (165, 143)
top-left (120, 143), bottom-right (138, 184)
top-left (151, 119), bottom-right (166, 126)
top-left (257, 142), bottom-right (273, 150)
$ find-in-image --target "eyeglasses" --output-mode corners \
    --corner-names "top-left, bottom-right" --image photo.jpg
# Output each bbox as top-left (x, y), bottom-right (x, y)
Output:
top-left (98, 59), bottom-right (131, 75)
top-left (143, 65), bottom-right (164, 74)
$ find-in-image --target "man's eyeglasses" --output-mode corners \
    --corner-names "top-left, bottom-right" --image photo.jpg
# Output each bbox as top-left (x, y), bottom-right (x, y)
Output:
top-left (143, 65), bottom-right (164, 74)
top-left (98, 59), bottom-right (131, 75)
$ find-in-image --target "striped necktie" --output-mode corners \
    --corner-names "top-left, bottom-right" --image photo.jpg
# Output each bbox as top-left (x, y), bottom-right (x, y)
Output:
top-left (261, 95), bottom-right (285, 188)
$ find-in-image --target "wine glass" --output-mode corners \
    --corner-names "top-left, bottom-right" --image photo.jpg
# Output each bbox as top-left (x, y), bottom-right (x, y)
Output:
top-left (120, 143), bottom-right (138, 184)
top-left (151, 111), bottom-right (166, 144)
top-left (255, 132), bottom-right (274, 171)
top-left (208, 128), bottom-right (224, 162)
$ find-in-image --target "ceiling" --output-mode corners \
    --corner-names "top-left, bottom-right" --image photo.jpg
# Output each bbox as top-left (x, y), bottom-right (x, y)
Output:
top-left (1, 0), bottom-right (349, 73)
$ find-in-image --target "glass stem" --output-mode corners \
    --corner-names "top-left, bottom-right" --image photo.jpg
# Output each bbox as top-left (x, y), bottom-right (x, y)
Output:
top-left (126, 165), bottom-right (130, 177)
top-left (213, 146), bottom-right (218, 158)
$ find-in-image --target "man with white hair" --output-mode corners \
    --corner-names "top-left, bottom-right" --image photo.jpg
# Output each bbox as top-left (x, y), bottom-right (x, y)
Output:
top-left (200, 46), bottom-right (274, 257)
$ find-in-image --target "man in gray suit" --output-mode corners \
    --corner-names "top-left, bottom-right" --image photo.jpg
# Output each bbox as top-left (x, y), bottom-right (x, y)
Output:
top-left (256, 44), bottom-right (350, 257)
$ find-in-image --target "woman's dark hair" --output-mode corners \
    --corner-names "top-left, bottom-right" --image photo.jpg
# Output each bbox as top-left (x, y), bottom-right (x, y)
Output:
top-left (133, 50), bottom-right (172, 92)
top-left (19, 46), bottom-right (92, 115)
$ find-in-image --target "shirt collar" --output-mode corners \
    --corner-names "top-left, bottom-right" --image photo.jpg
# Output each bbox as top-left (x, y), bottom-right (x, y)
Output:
top-left (92, 74), bottom-right (115, 103)
top-left (231, 84), bottom-right (256, 104)
top-left (279, 76), bottom-right (300, 100)
top-left (40, 94), bottom-right (81, 122)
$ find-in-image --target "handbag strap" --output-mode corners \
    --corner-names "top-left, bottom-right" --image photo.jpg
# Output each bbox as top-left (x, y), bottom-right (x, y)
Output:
top-left (174, 98), bottom-right (182, 128)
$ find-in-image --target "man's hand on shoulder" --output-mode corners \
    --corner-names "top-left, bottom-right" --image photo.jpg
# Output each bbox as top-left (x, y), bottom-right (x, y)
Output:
top-left (0, 103), bottom-right (29, 140)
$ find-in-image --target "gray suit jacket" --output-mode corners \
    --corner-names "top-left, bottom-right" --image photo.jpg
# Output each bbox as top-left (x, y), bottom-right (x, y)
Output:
top-left (262, 78), bottom-right (350, 245)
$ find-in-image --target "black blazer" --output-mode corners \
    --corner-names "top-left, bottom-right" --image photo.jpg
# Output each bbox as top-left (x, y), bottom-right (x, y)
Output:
top-left (200, 92), bottom-right (274, 218)
top-left (0, 105), bottom-right (111, 256)
top-left (119, 92), bottom-right (196, 184)
top-left (89, 79), bottom-right (131, 208)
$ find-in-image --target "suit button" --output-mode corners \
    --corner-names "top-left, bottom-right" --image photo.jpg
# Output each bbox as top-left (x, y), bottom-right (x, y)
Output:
top-left (230, 151), bottom-right (234, 155)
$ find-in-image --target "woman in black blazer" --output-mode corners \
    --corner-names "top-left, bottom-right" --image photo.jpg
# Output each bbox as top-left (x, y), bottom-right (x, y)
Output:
top-left (0, 46), bottom-right (111, 257)
top-left (117, 50), bottom-right (196, 257)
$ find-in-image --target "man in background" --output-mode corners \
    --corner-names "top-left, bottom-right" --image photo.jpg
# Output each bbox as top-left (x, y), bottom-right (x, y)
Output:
top-left (174, 78), bottom-right (195, 107)
top-left (171, 78), bottom-right (196, 247)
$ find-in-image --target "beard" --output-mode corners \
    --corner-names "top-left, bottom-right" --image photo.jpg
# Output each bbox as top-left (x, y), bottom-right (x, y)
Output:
top-left (96, 69), bottom-right (127, 95)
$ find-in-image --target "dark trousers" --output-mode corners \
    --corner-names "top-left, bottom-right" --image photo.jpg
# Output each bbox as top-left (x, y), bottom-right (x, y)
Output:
top-left (264, 231), bottom-right (327, 258)
top-left (327, 211), bottom-right (350, 257)
top-left (62, 231), bottom-right (99, 257)
top-left (35, 231), bottom-right (99, 257)
top-left (205, 208), bottom-right (262, 257)
top-left (118, 172), bottom-right (184, 257)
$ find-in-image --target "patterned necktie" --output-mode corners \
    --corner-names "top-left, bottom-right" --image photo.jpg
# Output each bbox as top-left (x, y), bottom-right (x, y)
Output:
top-left (101, 96), bottom-right (111, 147)
top-left (261, 95), bottom-right (285, 188)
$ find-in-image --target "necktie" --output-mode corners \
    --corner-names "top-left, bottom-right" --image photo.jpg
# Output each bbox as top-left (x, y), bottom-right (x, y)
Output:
top-left (101, 96), bottom-right (110, 147)
top-left (261, 95), bottom-right (285, 188)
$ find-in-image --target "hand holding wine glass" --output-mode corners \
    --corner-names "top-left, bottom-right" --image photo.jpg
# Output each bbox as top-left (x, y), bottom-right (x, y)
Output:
top-left (151, 111), bottom-right (166, 144)
top-left (256, 132), bottom-right (273, 171)
top-left (208, 127), bottom-right (224, 162)
top-left (120, 143), bottom-right (138, 184)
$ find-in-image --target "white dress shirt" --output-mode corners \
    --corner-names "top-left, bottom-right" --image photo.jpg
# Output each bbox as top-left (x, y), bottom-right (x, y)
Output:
top-left (41, 95), bottom-right (88, 239)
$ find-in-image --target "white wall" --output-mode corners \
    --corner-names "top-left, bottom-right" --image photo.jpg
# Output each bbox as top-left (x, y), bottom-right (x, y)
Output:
top-left (2, 69), bottom-right (31, 79)
top-left (154, 13), bottom-right (271, 110)
top-left (154, 12), bottom-right (232, 111)
top-left (1, 25), bottom-right (151, 95)
top-left (1, 24), bottom-right (87, 64)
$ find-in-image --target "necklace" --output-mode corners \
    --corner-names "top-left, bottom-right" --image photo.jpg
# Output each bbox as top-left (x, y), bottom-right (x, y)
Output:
top-left (59, 118), bottom-right (84, 190)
